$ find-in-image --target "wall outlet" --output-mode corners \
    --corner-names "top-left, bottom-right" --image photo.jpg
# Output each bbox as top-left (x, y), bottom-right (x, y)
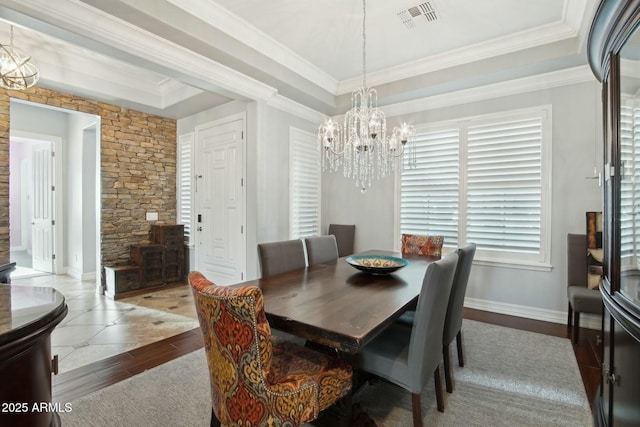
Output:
top-left (146, 212), bottom-right (158, 221)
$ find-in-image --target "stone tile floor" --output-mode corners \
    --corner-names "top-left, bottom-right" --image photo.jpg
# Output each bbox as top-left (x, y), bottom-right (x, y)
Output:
top-left (11, 274), bottom-right (198, 374)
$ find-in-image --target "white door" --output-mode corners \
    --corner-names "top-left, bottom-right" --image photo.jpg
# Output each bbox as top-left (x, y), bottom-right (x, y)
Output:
top-left (31, 142), bottom-right (54, 273)
top-left (194, 118), bottom-right (245, 285)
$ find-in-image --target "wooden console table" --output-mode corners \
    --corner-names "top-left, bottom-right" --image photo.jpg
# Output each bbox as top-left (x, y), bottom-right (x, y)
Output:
top-left (0, 285), bottom-right (67, 427)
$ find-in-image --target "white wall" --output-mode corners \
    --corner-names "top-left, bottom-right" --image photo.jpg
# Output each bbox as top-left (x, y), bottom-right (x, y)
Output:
top-left (178, 100), bottom-right (318, 280)
top-left (11, 101), bottom-right (99, 279)
top-left (323, 80), bottom-right (603, 326)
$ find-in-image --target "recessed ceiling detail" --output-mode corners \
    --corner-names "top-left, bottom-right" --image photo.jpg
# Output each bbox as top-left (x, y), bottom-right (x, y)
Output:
top-left (397, 2), bottom-right (439, 29)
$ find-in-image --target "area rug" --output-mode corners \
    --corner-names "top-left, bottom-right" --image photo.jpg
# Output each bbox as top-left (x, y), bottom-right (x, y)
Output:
top-left (58, 320), bottom-right (592, 426)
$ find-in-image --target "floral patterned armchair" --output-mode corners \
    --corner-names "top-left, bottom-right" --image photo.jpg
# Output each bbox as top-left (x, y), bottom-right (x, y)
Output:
top-left (189, 271), bottom-right (353, 427)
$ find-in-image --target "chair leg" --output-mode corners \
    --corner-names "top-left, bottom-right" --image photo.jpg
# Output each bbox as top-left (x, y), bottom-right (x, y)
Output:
top-left (443, 343), bottom-right (454, 393)
top-left (434, 364), bottom-right (445, 413)
top-left (567, 302), bottom-right (573, 328)
top-left (572, 311), bottom-right (580, 344)
top-left (411, 393), bottom-right (423, 427)
top-left (456, 329), bottom-right (465, 367)
top-left (210, 408), bottom-right (221, 427)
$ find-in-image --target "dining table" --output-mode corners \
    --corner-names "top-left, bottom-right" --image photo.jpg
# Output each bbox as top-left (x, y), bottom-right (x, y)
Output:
top-left (244, 250), bottom-right (435, 354)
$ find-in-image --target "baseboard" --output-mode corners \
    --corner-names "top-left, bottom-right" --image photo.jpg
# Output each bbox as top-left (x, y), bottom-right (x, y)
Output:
top-left (65, 268), bottom-right (97, 281)
top-left (464, 297), bottom-right (602, 330)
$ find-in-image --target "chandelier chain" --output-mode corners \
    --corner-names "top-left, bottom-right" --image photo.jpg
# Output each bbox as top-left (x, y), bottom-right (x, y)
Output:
top-left (362, 0), bottom-right (366, 89)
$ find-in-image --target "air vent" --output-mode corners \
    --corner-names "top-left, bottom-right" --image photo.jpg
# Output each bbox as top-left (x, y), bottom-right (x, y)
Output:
top-left (397, 2), bottom-right (439, 29)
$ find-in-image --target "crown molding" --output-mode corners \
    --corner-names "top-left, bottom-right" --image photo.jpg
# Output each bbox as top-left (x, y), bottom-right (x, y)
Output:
top-left (164, 0), bottom-right (339, 94)
top-left (267, 94), bottom-right (327, 124)
top-left (381, 65), bottom-right (595, 118)
top-left (8, 0), bottom-right (278, 102)
top-left (338, 21), bottom-right (579, 95)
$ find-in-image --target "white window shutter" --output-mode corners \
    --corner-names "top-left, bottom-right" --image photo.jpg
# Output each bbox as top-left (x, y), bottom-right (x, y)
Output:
top-left (290, 128), bottom-right (320, 239)
top-left (400, 128), bottom-right (460, 247)
top-left (466, 117), bottom-right (542, 254)
top-left (177, 133), bottom-right (194, 244)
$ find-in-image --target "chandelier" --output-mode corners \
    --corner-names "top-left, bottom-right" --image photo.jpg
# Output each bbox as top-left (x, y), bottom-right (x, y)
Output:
top-left (0, 26), bottom-right (39, 90)
top-left (318, 0), bottom-right (415, 192)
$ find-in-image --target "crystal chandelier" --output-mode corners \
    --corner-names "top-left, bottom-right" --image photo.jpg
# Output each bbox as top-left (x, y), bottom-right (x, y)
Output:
top-left (0, 26), bottom-right (39, 90)
top-left (318, 0), bottom-right (415, 192)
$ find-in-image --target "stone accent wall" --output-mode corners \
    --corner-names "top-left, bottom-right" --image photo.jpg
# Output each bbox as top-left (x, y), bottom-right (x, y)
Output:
top-left (0, 87), bottom-right (177, 270)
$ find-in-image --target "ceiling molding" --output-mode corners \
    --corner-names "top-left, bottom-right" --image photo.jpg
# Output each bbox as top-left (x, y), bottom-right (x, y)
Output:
top-left (381, 65), bottom-right (595, 117)
top-left (267, 94), bottom-right (327, 124)
top-left (9, 0), bottom-right (279, 102)
top-left (164, 0), bottom-right (339, 94)
top-left (338, 21), bottom-right (579, 94)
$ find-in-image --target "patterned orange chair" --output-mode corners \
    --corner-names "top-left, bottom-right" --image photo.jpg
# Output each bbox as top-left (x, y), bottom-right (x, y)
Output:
top-left (401, 234), bottom-right (444, 259)
top-left (189, 271), bottom-right (353, 427)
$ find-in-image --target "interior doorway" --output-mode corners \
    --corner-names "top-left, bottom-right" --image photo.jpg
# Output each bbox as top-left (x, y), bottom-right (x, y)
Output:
top-left (9, 134), bottom-right (59, 278)
top-left (9, 99), bottom-right (101, 282)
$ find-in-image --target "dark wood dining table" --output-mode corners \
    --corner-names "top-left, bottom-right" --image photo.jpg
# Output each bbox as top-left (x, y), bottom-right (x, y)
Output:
top-left (243, 250), bottom-right (435, 354)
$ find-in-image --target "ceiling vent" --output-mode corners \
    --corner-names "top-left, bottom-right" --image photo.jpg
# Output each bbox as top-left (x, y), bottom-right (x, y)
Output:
top-left (397, 2), bottom-right (439, 29)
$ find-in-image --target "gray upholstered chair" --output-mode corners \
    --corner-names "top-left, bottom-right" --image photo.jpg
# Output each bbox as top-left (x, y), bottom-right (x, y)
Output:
top-left (353, 252), bottom-right (459, 426)
top-left (304, 235), bottom-right (339, 266)
top-left (396, 243), bottom-right (476, 393)
top-left (441, 243), bottom-right (476, 393)
top-left (257, 239), bottom-right (306, 278)
top-left (328, 224), bottom-right (355, 257)
top-left (567, 233), bottom-right (603, 344)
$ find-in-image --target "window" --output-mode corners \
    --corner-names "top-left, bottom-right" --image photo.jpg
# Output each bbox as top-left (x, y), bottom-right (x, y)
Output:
top-left (289, 127), bottom-right (320, 238)
top-left (399, 106), bottom-right (551, 268)
top-left (620, 99), bottom-right (640, 265)
top-left (177, 132), bottom-right (194, 245)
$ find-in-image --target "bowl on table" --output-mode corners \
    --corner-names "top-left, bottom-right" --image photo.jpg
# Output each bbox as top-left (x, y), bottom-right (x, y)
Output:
top-left (345, 254), bottom-right (408, 275)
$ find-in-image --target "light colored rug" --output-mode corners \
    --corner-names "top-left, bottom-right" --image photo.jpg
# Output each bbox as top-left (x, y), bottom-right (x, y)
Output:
top-left (58, 320), bottom-right (592, 426)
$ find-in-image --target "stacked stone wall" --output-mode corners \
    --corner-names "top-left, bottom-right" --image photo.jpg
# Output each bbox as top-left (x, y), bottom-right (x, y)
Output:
top-left (0, 87), bottom-right (177, 269)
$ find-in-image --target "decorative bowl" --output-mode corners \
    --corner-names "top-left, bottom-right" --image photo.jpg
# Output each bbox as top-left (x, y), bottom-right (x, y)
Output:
top-left (345, 255), bottom-right (408, 275)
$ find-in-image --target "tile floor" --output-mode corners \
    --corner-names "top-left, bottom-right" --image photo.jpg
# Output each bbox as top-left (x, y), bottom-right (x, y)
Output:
top-left (11, 274), bottom-right (199, 374)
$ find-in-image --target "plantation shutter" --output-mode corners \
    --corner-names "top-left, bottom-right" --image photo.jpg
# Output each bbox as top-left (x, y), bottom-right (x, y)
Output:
top-left (177, 133), bottom-right (194, 244)
top-left (466, 117), bottom-right (542, 254)
top-left (290, 128), bottom-right (320, 239)
top-left (400, 128), bottom-right (460, 247)
top-left (619, 102), bottom-right (636, 261)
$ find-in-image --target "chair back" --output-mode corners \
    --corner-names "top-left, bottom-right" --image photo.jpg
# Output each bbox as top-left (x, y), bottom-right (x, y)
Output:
top-left (442, 243), bottom-right (476, 346)
top-left (567, 234), bottom-right (588, 288)
top-left (258, 239), bottom-right (306, 277)
top-left (188, 271), bottom-right (273, 427)
top-left (328, 224), bottom-right (356, 257)
top-left (401, 233), bottom-right (444, 258)
top-left (305, 235), bottom-right (339, 265)
top-left (408, 252), bottom-right (458, 389)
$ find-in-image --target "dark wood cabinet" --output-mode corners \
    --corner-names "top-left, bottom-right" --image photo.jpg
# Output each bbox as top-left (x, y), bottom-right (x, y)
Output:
top-left (0, 285), bottom-right (67, 427)
top-left (104, 224), bottom-right (185, 299)
top-left (588, 2), bottom-right (640, 426)
top-left (131, 244), bottom-right (164, 286)
top-left (104, 265), bottom-right (141, 298)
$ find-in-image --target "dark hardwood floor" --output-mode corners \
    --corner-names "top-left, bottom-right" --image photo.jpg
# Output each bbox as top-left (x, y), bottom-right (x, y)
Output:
top-left (52, 308), bottom-right (602, 409)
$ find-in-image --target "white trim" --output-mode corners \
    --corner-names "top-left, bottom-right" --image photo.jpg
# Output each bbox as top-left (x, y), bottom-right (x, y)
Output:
top-left (383, 65), bottom-right (595, 118)
top-left (65, 267), bottom-right (96, 281)
top-left (165, 0), bottom-right (339, 94)
top-left (15, 0), bottom-right (278, 102)
top-left (464, 297), bottom-right (601, 330)
top-left (267, 94), bottom-right (327, 124)
top-left (339, 21), bottom-right (579, 94)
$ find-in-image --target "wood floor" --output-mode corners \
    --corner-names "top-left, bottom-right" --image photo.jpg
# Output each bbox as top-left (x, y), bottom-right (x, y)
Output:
top-left (52, 308), bottom-right (602, 411)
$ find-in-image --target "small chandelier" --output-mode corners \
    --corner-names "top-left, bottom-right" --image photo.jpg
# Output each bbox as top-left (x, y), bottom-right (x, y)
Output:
top-left (318, 0), bottom-right (415, 192)
top-left (0, 26), bottom-right (39, 90)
